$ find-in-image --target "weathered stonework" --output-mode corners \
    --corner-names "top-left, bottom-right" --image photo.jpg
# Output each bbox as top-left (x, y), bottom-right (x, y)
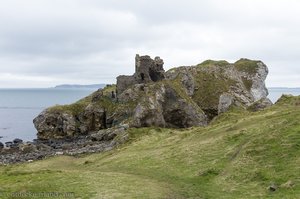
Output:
top-left (117, 54), bottom-right (165, 95)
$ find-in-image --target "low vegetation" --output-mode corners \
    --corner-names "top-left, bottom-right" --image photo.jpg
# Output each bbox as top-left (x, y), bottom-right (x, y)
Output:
top-left (197, 59), bottom-right (230, 67)
top-left (1, 95), bottom-right (299, 199)
top-left (192, 71), bottom-right (235, 110)
top-left (48, 85), bottom-right (117, 115)
top-left (234, 58), bottom-right (260, 74)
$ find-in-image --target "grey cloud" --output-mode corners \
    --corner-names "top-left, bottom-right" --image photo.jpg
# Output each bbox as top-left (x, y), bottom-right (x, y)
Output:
top-left (0, 0), bottom-right (300, 87)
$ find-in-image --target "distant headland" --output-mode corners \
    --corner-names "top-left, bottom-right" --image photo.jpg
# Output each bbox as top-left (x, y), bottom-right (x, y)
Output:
top-left (54, 84), bottom-right (106, 89)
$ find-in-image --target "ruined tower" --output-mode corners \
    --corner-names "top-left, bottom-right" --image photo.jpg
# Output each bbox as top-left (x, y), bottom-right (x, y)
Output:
top-left (116, 54), bottom-right (165, 95)
top-left (134, 54), bottom-right (165, 83)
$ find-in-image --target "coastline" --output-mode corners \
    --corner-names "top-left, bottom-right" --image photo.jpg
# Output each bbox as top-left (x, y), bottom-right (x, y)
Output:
top-left (0, 126), bottom-right (128, 165)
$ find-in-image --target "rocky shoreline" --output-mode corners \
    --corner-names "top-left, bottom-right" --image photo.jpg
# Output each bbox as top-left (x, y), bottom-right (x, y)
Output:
top-left (0, 126), bottom-right (128, 165)
top-left (1, 55), bottom-right (273, 165)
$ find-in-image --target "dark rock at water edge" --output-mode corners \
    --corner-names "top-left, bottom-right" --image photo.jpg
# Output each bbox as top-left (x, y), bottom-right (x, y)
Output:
top-left (0, 126), bottom-right (128, 164)
top-left (33, 98), bottom-right (110, 140)
top-left (13, 138), bottom-right (23, 144)
top-left (5, 142), bottom-right (14, 148)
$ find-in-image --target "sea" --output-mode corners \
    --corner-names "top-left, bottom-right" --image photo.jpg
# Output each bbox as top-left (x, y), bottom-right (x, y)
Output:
top-left (0, 88), bottom-right (97, 143)
top-left (0, 87), bottom-right (300, 143)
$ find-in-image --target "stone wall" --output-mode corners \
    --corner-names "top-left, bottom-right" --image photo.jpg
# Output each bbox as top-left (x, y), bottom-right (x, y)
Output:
top-left (116, 54), bottom-right (165, 95)
top-left (116, 75), bottom-right (135, 96)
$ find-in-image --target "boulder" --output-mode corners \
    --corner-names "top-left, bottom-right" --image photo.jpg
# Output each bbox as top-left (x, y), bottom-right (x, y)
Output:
top-left (33, 104), bottom-right (108, 140)
top-left (0, 142), bottom-right (4, 150)
top-left (5, 142), bottom-right (13, 148)
top-left (33, 85), bottom-right (118, 140)
top-left (13, 138), bottom-right (23, 145)
top-left (34, 110), bottom-right (76, 139)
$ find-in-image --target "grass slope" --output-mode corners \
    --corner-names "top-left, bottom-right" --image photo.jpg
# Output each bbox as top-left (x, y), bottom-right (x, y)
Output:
top-left (0, 96), bottom-right (300, 199)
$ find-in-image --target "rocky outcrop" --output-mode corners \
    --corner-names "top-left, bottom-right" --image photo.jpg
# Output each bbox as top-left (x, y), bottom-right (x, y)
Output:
top-left (33, 86), bottom-right (118, 139)
top-left (166, 59), bottom-right (272, 119)
top-left (33, 110), bottom-right (76, 139)
top-left (123, 83), bottom-right (207, 128)
top-left (233, 59), bottom-right (269, 102)
top-left (77, 103), bottom-right (107, 133)
top-left (33, 55), bottom-right (272, 140)
top-left (33, 104), bottom-right (108, 140)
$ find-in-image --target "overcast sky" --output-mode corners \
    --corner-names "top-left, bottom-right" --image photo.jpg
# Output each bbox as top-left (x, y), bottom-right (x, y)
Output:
top-left (0, 0), bottom-right (300, 88)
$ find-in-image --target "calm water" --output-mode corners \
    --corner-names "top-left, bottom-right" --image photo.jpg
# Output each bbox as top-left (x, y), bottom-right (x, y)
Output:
top-left (0, 88), bottom-right (299, 143)
top-left (0, 88), bottom-right (97, 143)
top-left (268, 88), bottom-right (300, 103)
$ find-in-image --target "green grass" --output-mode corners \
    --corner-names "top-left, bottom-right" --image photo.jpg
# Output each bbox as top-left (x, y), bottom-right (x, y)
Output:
top-left (197, 60), bottom-right (230, 67)
top-left (192, 70), bottom-right (236, 111)
top-left (48, 85), bottom-right (117, 115)
top-left (1, 96), bottom-right (300, 198)
top-left (234, 58), bottom-right (260, 74)
top-left (234, 59), bottom-right (262, 91)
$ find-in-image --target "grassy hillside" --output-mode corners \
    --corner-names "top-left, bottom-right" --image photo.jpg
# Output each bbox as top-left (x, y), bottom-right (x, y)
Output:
top-left (0, 95), bottom-right (299, 199)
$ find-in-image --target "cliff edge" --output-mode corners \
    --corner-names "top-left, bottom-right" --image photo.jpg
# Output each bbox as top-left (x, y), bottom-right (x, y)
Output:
top-left (33, 55), bottom-right (272, 139)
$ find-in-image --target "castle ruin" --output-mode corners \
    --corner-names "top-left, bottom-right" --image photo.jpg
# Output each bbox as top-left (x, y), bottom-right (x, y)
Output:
top-left (116, 54), bottom-right (165, 95)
